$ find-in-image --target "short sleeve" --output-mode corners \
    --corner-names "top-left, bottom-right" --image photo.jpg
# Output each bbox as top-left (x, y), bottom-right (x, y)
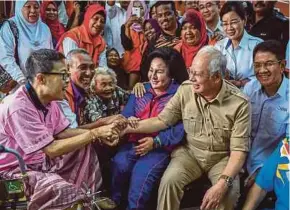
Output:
top-left (57, 100), bottom-right (78, 128)
top-left (158, 86), bottom-right (182, 126)
top-left (230, 100), bottom-right (251, 152)
top-left (5, 108), bottom-right (54, 155)
top-left (51, 102), bottom-right (70, 134)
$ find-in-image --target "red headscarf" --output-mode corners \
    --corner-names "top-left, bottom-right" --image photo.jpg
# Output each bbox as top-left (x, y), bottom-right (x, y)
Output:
top-left (40, 1), bottom-right (65, 42)
top-left (57, 4), bottom-right (106, 66)
top-left (179, 9), bottom-right (208, 68)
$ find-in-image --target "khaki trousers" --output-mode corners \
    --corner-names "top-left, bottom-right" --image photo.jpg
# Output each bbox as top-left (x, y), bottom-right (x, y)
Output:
top-left (157, 146), bottom-right (240, 210)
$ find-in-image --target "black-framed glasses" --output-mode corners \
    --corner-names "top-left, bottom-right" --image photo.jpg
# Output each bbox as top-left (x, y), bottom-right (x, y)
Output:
top-left (42, 72), bottom-right (70, 81)
top-left (253, 60), bottom-right (282, 70)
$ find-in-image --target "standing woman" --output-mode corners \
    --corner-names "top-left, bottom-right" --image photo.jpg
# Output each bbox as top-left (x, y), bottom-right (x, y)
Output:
top-left (174, 9), bottom-right (208, 69)
top-left (121, 0), bottom-right (148, 89)
top-left (57, 4), bottom-right (107, 67)
top-left (215, 1), bottom-right (263, 88)
top-left (40, 0), bottom-right (66, 48)
top-left (0, 0), bottom-right (53, 85)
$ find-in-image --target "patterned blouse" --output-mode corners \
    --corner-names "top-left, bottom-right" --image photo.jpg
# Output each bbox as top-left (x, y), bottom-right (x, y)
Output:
top-left (83, 86), bottom-right (129, 123)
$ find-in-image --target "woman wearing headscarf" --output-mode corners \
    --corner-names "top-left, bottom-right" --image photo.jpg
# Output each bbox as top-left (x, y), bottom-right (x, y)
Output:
top-left (0, 0), bottom-right (53, 86)
top-left (57, 4), bottom-right (107, 67)
top-left (121, 0), bottom-right (148, 89)
top-left (40, 0), bottom-right (66, 47)
top-left (174, 9), bottom-right (208, 69)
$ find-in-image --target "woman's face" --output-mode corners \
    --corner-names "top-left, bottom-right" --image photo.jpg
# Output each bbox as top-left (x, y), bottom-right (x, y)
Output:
top-left (107, 50), bottom-right (120, 67)
top-left (181, 22), bottom-right (201, 46)
top-left (22, 0), bottom-right (40, 24)
top-left (45, 3), bottom-right (58, 21)
top-left (133, 1), bottom-right (145, 17)
top-left (89, 13), bottom-right (105, 36)
top-left (222, 11), bottom-right (245, 41)
top-left (148, 57), bottom-right (171, 92)
top-left (150, 6), bottom-right (157, 19)
top-left (144, 22), bottom-right (157, 41)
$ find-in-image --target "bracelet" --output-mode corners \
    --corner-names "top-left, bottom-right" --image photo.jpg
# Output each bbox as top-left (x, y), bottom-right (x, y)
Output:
top-left (153, 136), bottom-right (162, 149)
top-left (90, 131), bottom-right (101, 143)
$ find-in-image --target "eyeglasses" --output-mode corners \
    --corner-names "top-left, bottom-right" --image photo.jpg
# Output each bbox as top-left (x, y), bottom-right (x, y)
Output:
top-left (199, 2), bottom-right (216, 11)
top-left (253, 60), bottom-right (282, 70)
top-left (188, 70), bottom-right (210, 78)
top-left (221, 20), bottom-right (241, 28)
top-left (43, 72), bottom-right (70, 81)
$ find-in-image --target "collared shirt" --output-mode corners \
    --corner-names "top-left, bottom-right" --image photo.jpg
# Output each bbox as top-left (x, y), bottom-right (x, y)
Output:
top-left (244, 77), bottom-right (289, 176)
top-left (0, 86), bottom-right (69, 171)
top-left (206, 19), bottom-right (224, 39)
top-left (158, 80), bottom-right (250, 166)
top-left (83, 86), bottom-right (129, 124)
top-left (215, 31), bottom-right (263, 80)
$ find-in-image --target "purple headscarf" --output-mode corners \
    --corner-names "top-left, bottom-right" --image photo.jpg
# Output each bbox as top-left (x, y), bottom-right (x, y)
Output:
top-left (143, 18), bottom-right (161, 38)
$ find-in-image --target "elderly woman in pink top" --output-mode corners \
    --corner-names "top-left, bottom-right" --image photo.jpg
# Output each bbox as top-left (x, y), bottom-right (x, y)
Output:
top-left (0, 49), bottom-right (122, 209)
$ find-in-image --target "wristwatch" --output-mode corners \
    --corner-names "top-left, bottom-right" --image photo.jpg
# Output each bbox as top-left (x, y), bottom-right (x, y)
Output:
top-left (219, 175), bottom-right (233, 188)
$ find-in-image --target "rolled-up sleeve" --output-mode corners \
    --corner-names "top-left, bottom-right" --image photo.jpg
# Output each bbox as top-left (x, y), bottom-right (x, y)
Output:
top-left (0, 22), bottom-right (25, 82)
top-left (158, 86), bottom-right (182, 126)
top-left (230, 100), bottom-right (251, 152)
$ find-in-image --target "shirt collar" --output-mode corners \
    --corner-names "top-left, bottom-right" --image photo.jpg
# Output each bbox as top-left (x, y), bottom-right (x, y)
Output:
top-left (70, 80), bottom-right (86, 105)
top-left (225, 30), bottom-right (250, 50)
top-left (206, 19), bottom-right (223, 34)
top-left (25, 82), bottom-right (48, 117)
top-left (276, 76), bottom-right (288, 100)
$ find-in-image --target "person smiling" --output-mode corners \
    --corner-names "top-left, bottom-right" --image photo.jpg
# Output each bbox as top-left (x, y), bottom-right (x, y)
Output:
top-left (57, 3), bottom-right (107, 67)
top-left (0, 49), bottom-right (120, 209)
top-left (174, 8), bottom-right (208, 69)
top-left (0, 0), bottom-right (53, 86)
top-left (40, 0), bottom-right (65, 47)
top-left (215, 2), bottom-right (263, 88)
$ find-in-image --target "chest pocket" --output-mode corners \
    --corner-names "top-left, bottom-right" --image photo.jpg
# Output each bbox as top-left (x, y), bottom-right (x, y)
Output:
top-left (183, 114), bottom-right (203, 136)
top-left (266, 109), bottom-right (288, 136)
top-left (213, 122), bottom-right (233, 148)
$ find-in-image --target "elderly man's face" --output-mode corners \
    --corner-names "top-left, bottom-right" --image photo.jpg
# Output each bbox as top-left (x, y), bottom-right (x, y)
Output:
top-left (156, 3), bottom-right (177, 32)
top-left (189, 52), bottom-right (219, 96)
top-left (94, 74), bottom-right (115, 100)
top-left (254, 51), bottom-right (284, 88)
top-left (69, 54), bottom-right (95, 91)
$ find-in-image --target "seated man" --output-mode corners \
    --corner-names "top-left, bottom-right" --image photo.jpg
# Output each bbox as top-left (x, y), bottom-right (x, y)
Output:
top-left (122, 46), bottom-right (251, 210)
top-left (244, 40), bottom-right (289, 187)
top-left (243, 137), bottom-right (289, 210)
top-left (83, 67), bottom-right (129, 125)
top-left (0, 49), bottom-right (121, 209)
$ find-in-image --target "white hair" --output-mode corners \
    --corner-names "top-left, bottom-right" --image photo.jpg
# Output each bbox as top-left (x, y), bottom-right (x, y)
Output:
top-left (197, 46), bottom-right (227, 78)
top-left (90, 67), bottom-right (117, 92)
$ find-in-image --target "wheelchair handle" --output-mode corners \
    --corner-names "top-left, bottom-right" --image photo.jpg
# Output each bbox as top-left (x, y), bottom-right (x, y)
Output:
top-left (0, 145), bottom-right (27, 174)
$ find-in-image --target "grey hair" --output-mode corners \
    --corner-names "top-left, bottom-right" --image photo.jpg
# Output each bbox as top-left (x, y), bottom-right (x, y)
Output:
top-left (90, 67), bottom-right (117, 92)
top-left (197, 46), bottom-right (227, 78)
top-left (66, 48), bottom-right (90, 66)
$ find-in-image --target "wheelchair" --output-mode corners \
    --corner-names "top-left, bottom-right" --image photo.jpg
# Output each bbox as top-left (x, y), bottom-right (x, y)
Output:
top-left (0, 145), bottom-right (112, 210)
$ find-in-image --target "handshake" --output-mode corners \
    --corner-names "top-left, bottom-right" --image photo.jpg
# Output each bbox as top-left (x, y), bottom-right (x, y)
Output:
top-left (90, 115), bottom-right (140, 147)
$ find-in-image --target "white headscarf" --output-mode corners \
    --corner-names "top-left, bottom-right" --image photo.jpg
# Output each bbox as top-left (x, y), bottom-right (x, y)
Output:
top-left (12, 1), bottom-right (51, 47)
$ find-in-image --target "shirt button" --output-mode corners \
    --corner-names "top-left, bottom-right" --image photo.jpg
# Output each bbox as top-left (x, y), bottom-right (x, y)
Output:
top-left (206, 118), bottom-right (209, 121)
top-left (207, 133), bottom-right (211, 136)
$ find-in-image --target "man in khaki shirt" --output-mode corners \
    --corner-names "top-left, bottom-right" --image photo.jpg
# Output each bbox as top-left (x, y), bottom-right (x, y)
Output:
top-left (123, 46), bottom-right (251, 210)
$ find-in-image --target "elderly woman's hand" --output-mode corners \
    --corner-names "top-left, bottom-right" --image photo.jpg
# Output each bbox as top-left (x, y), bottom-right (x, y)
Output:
top-left (134, 137), bottom-right (154, 156)
top-left (132, 82), bottom-right (146, 98)
top-left (91, 124), bottom-right (119, 143)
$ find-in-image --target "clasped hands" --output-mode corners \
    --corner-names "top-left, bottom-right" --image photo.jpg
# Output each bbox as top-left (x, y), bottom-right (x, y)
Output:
top-left (90, 115), bottom-right (141, 147)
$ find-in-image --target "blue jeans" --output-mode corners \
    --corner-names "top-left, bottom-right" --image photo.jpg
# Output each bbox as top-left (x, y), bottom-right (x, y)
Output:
top-left (111, 143), bottom-right (170, 210)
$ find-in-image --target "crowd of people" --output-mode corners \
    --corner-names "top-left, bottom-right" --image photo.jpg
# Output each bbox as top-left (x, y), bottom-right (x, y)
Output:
top-left (0, 1), bottom-right (289, 210)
